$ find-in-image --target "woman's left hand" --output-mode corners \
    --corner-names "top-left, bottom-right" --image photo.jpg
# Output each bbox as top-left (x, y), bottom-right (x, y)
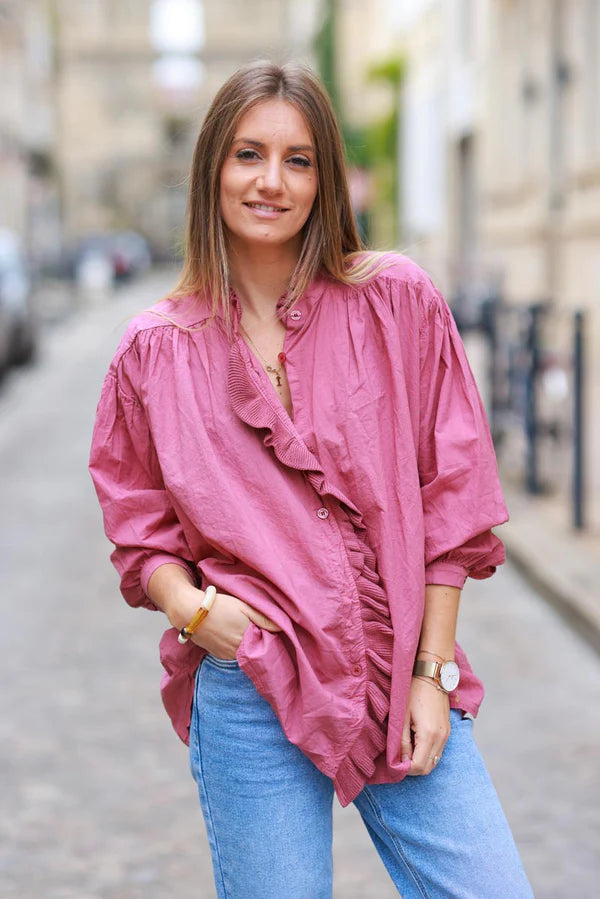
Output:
top-left (401, 676), bottom-right (451, 776)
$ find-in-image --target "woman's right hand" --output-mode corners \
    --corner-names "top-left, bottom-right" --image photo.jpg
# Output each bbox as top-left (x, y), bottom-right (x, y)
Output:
top-left (190, 591), bottom-right (282, 659)
top-left (147, 564), bottom-right (281, 660)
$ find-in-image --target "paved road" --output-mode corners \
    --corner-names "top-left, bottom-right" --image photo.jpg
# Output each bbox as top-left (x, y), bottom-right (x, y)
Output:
top-left (1, 272), bottom-right (598, 898)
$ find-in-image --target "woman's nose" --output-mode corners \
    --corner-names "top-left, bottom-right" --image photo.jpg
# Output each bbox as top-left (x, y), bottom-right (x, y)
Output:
top-left (257, 160), bottom-right (283, 192)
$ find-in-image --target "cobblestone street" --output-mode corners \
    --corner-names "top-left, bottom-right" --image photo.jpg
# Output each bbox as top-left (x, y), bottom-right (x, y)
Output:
top-left (1, 272), bottom-right (598, 898)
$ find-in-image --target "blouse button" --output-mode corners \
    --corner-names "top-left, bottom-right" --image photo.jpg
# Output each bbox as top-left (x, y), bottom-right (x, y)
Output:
top-left (277, 352), bottom-right (287, 363)
top-left (316, 507), bottom-right (329, 520)
top-left (351, 664), bottom-right (362, 677)
top-left (289, 309), bottom-right (302, 321)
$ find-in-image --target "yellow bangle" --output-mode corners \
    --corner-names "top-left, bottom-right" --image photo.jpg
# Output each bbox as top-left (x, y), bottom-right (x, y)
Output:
top-left (177, 586), bottom-right (217, 644)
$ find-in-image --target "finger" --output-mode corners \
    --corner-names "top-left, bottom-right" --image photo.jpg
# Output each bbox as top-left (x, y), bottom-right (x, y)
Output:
top-left (411, 737), bottom-right (447, 776)
top-left (428, 748), bottom-right (444, 773)
top-left (409, 741), bottom-right (434, 776)
top-left (400, 715), bottom-right (413, 764)
top-left (238, 601), bottom-right (282, 632)
top-left (429, 718), bottom-right (451, 763)
top-left (409, 721), bottom-right (439, 775)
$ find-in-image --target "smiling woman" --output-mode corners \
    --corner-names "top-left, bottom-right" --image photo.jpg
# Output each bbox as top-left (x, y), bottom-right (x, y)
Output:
top-left (89, 60), bottom-right (534, 899)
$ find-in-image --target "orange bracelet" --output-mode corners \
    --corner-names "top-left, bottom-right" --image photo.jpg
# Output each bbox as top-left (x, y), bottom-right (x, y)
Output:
top-left (177, 586), bottom-right (217, 644)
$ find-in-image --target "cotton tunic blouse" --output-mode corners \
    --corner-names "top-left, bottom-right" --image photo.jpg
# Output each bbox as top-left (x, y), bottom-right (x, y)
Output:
top-left (89, 255), bottom-right (508, 806)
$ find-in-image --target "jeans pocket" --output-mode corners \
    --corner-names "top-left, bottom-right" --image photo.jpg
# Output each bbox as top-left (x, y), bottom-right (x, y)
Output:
top-left (203, 653), bottom-right (241, 670)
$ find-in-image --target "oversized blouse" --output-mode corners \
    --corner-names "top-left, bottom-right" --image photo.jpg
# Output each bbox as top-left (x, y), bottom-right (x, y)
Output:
top-left (89, 255), bottom-right (508, 807)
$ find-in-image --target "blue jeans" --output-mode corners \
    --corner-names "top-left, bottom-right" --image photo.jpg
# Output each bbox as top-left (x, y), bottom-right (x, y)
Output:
top-left (189, 655), bottom-right (533, 899)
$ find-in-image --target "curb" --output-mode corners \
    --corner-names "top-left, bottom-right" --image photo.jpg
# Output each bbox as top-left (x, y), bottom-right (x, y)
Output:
top-left (499, 489), bottom-right (600, 657)
top-left (504, 539), bottom-right (600, 656)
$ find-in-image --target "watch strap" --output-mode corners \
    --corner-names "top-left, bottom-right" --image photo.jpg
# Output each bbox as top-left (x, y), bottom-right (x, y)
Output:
top-left (413, 659), bottom-right (440, 680)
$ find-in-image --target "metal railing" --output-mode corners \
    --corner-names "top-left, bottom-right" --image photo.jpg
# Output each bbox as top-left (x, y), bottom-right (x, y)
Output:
top-left (457, 295), bottom-right (587, 530)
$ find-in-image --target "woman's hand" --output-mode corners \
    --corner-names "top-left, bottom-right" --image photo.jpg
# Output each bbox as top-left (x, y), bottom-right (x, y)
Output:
top-left (190, 591), bottom-right (281, 659)
top-left (401, 676), bottom-right (451, 776)
top-left (146, 565), bottom-right (281, 661)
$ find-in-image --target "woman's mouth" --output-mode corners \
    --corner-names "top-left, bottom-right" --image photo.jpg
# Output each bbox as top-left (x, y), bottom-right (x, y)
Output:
top-left (244, 202), bottom-right (289, 215)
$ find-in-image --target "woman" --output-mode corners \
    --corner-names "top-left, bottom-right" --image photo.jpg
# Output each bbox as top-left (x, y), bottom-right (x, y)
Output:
top-left (90, 61), bottom-right (533, 898)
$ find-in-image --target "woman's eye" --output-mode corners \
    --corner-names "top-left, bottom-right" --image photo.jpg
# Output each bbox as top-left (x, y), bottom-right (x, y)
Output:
top-left (289, 156), bottom-right (311, 168)
top-left (236, 149), bottom-right (260, 161)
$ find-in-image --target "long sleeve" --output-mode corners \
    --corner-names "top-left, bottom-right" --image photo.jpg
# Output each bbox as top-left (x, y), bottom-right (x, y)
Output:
top-left (417, 282), bottom-right (508, 588)
top-left (89, 359), bottom-right (196, 610)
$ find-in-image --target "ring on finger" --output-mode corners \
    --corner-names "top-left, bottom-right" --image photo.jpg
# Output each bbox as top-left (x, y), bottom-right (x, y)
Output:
top-left (432, 754), bottom-right (441, 765)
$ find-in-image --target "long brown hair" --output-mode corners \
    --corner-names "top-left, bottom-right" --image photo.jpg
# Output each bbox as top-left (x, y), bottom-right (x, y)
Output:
top-left (171, 60), bottom-right (386, 330)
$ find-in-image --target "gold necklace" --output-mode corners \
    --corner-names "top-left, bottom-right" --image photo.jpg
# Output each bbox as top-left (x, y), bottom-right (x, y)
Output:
top-left (239, 323), bottom-right (287, 388)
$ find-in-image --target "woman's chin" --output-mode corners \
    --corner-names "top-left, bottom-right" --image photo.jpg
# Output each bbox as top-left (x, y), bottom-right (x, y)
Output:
top-left (228, 230), bottom-right (302, 255)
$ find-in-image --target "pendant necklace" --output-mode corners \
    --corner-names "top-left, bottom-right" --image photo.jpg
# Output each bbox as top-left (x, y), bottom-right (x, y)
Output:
top-left (239, 323), bottom-right (287, 388)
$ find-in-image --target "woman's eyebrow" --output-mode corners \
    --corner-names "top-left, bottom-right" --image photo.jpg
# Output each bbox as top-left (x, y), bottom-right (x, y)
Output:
top-left (232, 137), bottom-right (314, 152)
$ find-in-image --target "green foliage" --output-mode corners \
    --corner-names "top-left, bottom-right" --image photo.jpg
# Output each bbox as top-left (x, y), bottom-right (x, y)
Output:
top-left (363, 54), bottom-right (405, 167)
top-left (343, 124), bottom-right (370, 168)
top-left (367, 57), bottom-right (406, 87)
top-left (314, 21), bottom-right (406, 243)
top-left (342, 55), bottom-right (405, 167)
top-left (363, 55), bottom-right (405, 242)
top-left (314, 0), bottom-right (340, 116)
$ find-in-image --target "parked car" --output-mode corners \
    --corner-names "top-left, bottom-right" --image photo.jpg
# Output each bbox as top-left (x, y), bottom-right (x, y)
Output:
top-left (0, 229), bottom-right (37, 376)
top-left (64, 230), bottom-right (152, 285)
top-left (109, 230), bottom-right (152, 280)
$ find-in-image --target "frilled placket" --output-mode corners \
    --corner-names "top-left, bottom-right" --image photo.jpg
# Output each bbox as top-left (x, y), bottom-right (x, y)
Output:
top-left (227, 305), bottom-right (395, 806)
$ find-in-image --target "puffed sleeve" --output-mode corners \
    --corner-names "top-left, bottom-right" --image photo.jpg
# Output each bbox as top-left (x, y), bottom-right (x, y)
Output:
top-left (89, 358), bottom-right (196, 610)
top-left (417, 281), bottom-right (508, 588)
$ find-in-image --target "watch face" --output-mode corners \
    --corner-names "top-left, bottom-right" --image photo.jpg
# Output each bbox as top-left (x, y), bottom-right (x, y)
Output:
top-left (440, 660), bottom-right (460, 692)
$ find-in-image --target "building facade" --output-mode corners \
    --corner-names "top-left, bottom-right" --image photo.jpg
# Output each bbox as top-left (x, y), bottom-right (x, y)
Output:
top-left (399, 0), bottom-right (600, 529)
top-left (0, 0), bottom-right (58, 264)
top-left (52, 0), bottom-right (164, 247)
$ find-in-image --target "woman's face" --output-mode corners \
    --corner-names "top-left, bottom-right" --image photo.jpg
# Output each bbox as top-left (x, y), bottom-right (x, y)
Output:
top-left (219, 99), bottom-right (318, 257)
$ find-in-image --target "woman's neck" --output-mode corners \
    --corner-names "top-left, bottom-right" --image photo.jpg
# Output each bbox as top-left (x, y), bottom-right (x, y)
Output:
top-left (228, 242), bottom-right (300, 323)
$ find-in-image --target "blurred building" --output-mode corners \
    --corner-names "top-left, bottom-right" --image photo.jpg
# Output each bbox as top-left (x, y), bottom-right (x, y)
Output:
top-left (335, 0), bottom-right (401, 126)
top-left (399, 0), bottom-right (600, 529)
top-left (201, 0), bottom-right (319, 94)
top-left (52, 0), bottom-right (164, 249)
top-left (0, 0), bottom-right (29, 238)
top-left (0, 0), bottom-right (59, 265)
top-left (53, 0), bottom-right (321, 257)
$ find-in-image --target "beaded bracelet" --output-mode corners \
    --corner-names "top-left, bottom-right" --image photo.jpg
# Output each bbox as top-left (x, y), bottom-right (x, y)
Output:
top-left (177, 585), bottom-right (217, 644)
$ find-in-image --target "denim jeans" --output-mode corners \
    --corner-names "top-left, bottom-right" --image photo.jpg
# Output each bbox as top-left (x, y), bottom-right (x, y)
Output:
top-left (189, 655), bottom-right (533, 899)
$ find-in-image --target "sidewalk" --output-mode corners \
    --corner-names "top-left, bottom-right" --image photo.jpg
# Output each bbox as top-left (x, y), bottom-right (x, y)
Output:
top-left (499, 482), bottom-right (600, 654)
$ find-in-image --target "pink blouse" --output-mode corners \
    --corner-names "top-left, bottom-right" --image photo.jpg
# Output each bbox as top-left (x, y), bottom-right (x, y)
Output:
top-left (89, 256), bottom-right (508, 806)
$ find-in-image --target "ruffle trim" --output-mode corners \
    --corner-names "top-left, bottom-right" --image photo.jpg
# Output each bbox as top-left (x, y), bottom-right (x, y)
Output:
top-left (331, 511), bottom-right (393, 805)
top-left (229, 339), bottom-right (394, 805)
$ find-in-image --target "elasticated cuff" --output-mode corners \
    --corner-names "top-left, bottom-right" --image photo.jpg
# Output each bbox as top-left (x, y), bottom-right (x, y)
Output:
top-left (424, 561), bottom-right (468, 589)
top-left (140, 553), bottom-right (194, 600)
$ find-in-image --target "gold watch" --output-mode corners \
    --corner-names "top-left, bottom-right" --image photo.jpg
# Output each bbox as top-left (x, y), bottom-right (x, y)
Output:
top-left (413, 658), bottom-right (460, 693)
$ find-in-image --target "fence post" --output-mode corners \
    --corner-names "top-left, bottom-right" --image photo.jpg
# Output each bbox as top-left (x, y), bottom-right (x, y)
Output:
top-left (573, 310), bottom-right (585, 529)
top-left (525, 303), bottom-right (544, 493)
top-left (482, 293), bottom-right (501, 442)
